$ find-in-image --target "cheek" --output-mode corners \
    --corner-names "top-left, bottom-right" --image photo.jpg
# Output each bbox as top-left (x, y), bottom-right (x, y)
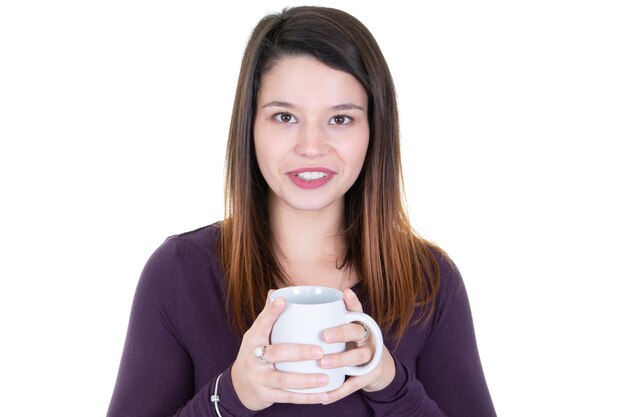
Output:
top-left (253, 140), bottom-right (269, 182)
top-left (253, 128), bottom-right (285, 177)
top-left (346, 129), bottom-right (370, 170)
top-left (253, 126), bottom-right (270, 166)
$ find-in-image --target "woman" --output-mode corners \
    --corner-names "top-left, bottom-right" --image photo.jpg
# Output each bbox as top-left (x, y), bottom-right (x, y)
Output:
top-left (107, 6), bottom-right (496, 417)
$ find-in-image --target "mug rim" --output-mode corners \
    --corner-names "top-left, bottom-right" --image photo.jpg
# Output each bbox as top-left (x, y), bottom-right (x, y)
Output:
top-left (271, 285), bottom-right (343, 305)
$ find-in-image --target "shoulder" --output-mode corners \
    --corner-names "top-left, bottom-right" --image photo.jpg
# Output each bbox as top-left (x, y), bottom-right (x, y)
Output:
top-left (427, 244), bottom-right (464, 299)
top-left (167, 221), bottom-right (223, 260)
top-left (423, 244), bottom-right (472, 328)
top-left (148, 221), bottom-right (223, 266)
top-left (128, 222), bottom-right (229, 351)
top-left (137, 222), bottom-right (224, 296)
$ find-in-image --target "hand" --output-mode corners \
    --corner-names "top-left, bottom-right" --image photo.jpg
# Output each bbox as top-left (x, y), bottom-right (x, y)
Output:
top-left (320, 288), bottom-right (396, 404)
top-left (231, 291), bottom-right (331, 411)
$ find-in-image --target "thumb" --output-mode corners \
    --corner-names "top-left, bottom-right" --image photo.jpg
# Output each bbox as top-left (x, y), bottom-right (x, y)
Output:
top-left (251, 291), bottom-right (286, 335)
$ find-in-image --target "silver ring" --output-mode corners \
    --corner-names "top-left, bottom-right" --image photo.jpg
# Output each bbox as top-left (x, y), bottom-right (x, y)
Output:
top-left (356, 323), bottom-right (370, 344)
top-left (254, 346), bottom-right (270, 364)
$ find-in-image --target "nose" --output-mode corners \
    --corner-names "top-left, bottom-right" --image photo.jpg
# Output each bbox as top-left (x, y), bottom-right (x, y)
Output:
top-left (294, 122), bottom-right (329, 158)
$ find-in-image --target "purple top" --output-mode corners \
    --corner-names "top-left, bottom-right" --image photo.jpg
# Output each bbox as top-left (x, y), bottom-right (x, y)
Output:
top-left (107, 223), bottom-right (496, 416)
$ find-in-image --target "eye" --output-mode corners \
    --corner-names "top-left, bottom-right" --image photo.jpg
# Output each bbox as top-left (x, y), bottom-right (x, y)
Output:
top-left (273, 112), bottom-right (297, 124)
top-left (329, 115), bottom-right (353, 125)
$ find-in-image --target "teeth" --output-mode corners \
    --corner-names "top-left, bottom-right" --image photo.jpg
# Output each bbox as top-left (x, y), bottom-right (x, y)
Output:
top-left (295, 171), bottom-right (327, 180)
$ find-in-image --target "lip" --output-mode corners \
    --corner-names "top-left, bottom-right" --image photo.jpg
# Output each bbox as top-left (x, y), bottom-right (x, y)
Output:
top-left (287, 167), bottom-right (336, 189)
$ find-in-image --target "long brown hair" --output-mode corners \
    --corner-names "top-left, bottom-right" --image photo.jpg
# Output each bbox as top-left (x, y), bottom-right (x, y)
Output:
top-left (221, 6), bottom-right (441, 344)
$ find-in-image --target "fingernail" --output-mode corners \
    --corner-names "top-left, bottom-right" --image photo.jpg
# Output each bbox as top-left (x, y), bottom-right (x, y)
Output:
top-left (317, 375), bottom-right (329, 386)
top-left (320, 393), bottom-right (330, 405)
top-left (321, 358), bottom-right (332, 368)
top-left (324, 330), bottom-right (335, 342)
top-left (312, 347), bottom-right (323, 359)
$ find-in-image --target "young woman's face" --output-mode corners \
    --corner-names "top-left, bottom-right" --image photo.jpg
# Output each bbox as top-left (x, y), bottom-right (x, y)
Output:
top-left (253, 55), bottom-right (369, 215)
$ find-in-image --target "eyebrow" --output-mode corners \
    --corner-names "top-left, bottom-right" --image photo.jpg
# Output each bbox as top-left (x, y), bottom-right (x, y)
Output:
top-left (261, 100), bottom-right (365, 111)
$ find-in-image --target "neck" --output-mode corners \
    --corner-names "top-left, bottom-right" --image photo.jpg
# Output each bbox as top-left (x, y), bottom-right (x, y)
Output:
top-left (269, 194), bottom-right (348, 286)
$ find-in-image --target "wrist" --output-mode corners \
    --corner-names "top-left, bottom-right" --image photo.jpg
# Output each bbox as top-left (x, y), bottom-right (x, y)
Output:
top-left (210, 366), bottom-right (259, 417)
top-left (363, 348), bottom-right (396, 392)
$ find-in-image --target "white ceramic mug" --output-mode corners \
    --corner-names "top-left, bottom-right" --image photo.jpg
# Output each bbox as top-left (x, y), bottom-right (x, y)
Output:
top-left (270, 286), bottom-right (384, 393)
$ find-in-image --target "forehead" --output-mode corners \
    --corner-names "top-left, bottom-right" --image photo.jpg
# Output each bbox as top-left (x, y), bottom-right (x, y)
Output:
top-left (257, 55), bottom-right (367, 107)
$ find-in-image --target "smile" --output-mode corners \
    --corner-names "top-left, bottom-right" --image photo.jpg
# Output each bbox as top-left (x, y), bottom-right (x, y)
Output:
top-left (288, 168), bottom-right (335, 189)
top-left (295, 171), bottom-right (327, 180)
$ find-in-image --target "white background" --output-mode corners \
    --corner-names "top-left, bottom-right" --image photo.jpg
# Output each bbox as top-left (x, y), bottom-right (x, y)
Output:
top-left (1, 1), bottom-right (624, 416)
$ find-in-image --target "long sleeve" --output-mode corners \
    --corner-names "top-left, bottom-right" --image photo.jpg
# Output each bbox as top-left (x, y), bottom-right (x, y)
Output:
top-left (107, 225), bottom-right (496, 417)
top-left (106, 235), bottom-right (255, 417)
top-left (361, 256), bottom-right (496, 416)
top-left (361, 355), bottom-right (448, 416)
top-left (415, 259), bottom-right (496, 416)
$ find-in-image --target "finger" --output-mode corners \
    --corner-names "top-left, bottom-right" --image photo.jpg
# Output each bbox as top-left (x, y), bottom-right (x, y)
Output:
top-left (269, 388), bottom-right (330, 405)
top-left (262, 343), bottom-right (324, 363)
top-left (320, 345), bottom-right (374, 369)
top-left (268, 370), bottom-right (329, 391)
top-left (323, 322), bottom-right (369, 344)
top-left (322, 375), bottom-right (368, 405)
top-left (343, 288), bottom-right (363, 312)
top-left (249, 292), bottom-right (285, 336)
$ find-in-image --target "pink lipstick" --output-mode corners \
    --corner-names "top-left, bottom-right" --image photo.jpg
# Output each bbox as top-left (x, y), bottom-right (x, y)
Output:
top-left (287, 167), bottom-right (335, 189)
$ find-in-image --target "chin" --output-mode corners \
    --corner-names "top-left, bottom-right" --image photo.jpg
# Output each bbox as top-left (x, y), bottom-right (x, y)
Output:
top-left (288, 202), bottom-right (334, 212)
top-left (283, 195), bottom-right (342, 213)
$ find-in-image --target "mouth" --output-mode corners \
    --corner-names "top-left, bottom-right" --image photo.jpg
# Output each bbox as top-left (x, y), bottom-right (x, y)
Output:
top-left (293, 171), bottom-right (328, 180)
top-left (287, 167), bottom-right (335, 189)
top-left (288, 167), bottom-right (335, 178)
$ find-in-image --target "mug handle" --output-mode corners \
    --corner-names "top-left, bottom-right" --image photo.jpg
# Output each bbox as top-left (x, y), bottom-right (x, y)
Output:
top-left (342, 311), bottom-right (384, 376)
